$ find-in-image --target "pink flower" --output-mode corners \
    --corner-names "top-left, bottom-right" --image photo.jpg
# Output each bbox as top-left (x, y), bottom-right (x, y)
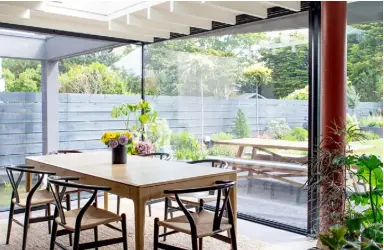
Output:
top-left (135, 141), bottom-right (154, 155)
top-left (108, 139), bottom-right (118, 149)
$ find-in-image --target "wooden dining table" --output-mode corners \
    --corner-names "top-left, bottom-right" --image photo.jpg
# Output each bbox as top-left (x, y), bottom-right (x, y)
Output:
top-left (25, 151), bottom-right (237, 250)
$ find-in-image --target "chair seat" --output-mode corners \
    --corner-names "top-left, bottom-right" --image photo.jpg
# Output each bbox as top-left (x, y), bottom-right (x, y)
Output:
top-left (158, 210), bottom-right (232, 238)
top-left (56, 206), bottom-right (121, 231)
top-left (168, 192), bottom-right (222, 206)
top-left (12, 189), bottom-right (54, 207)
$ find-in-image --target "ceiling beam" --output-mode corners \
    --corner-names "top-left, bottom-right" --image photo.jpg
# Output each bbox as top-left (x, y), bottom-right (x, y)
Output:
top-left (268, 1), bottom-right (301, 11)
top-left (148, 7), bottom-right (212, 30)
top-left (202, 1), bottom-right (268, 18)
top-left (109, 21), bottom-right (169, 39)
top-left (108, 1), bottom-right (166, 20)
top-left (0, 4), bottom-right (30, 19)
top-left (170, 1), bottom-right (236, 25)
top-left (0, 15), bottom-right (153, 42)
top-left (1, 1), bottom-right (45, 10)
top-left (127, 14), bottom-right (190, 35)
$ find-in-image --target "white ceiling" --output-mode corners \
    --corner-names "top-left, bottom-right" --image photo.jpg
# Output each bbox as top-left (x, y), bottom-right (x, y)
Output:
top-left (0, 1), bottom-right (302, 42)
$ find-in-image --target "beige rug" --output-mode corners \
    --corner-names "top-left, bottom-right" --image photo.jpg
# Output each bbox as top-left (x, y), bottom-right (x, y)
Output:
top-left (0, 199), bottom-right (269, 250)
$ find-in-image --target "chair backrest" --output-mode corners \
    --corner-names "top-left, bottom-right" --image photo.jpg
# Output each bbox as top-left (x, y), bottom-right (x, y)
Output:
top-left (5, 165), bottom-right (56, 205)
top-left (57, 150), bottom-right (82, 154)
top-left (48, 176), bottom-right (111, 227)
top-left (141, 152), bottom-right (171, 161)
top-left (164, 180), bottom-right (236, 234)
top-left (188, 159), bottom-right (228, 169)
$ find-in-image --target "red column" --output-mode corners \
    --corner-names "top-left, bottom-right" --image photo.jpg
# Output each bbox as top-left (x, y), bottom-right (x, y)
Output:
top-left (320, 1), bottom-right (347, 232)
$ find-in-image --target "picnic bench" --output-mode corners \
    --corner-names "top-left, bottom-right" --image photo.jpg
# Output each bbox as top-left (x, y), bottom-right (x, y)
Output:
top-left (210, 138), bottom-right (375, 186)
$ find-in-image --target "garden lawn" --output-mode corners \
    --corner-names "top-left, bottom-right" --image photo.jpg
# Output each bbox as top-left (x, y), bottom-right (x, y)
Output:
top-left (351, 139), bottom-right (383, 159)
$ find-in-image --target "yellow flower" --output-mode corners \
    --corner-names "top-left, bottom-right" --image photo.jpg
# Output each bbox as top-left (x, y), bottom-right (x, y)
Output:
top-left (124, 131), bottom-right (133, 139)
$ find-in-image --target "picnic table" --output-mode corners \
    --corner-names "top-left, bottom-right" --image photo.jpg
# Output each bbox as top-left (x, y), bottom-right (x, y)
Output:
top-left (211, 138), bottom-right (375, 186)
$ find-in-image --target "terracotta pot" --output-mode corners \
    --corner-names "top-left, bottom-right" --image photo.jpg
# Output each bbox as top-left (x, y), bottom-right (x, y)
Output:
top-left (112, 145), bottom-right (127, 164)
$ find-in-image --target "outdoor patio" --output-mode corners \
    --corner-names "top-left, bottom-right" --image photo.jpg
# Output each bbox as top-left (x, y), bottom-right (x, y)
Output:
top-left (0, 1), bottom-right (382, 250)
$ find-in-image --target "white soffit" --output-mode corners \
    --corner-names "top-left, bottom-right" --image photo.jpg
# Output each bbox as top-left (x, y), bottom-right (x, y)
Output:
top-left (0, 1), bottom-right (302, 42)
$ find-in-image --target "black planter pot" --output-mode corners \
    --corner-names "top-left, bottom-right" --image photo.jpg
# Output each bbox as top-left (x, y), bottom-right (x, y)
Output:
top-left (112, 145), bottom-right (127, 164)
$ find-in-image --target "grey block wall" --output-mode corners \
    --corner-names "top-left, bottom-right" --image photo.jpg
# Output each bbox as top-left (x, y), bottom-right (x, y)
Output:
top-left (0, 92), bottom-right (381, 181)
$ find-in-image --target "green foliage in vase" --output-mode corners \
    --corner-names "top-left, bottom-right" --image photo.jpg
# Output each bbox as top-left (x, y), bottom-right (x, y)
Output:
top-left (145, 118), bottom-right (171, 151)
top-left (111, 100), bottom-right (158, 138)
top-left (232, 108), bottom-right (251, 138)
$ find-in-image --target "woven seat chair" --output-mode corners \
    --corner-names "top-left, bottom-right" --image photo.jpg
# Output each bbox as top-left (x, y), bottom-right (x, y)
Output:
top-left (5, 165), bottom-right (60, 250)
top-left (51, 150), bottom-right (97, 209)
top-left (154, 180), bottom-right (237, 250)
top-left (48, 176), bottom-right (128, 250)
top-left (163, 159), bottom-right (228, 240)
top-left (116, 152), bottom-right (171, 216)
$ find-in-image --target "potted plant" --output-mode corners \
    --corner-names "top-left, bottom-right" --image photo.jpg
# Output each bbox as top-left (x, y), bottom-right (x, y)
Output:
top-left (101, 131), bottom-right (133, 164)
top-left (308, 125), bottom-right (383, 250)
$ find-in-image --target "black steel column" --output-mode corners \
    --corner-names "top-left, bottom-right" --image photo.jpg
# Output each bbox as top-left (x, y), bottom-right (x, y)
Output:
top-left (141, 43), bottom-right (145, 141)
top-left (307, 1), bottom-right (321, 235)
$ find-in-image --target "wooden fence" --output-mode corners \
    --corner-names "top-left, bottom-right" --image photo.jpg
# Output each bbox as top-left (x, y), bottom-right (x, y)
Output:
top-left (0, 92), bottom-right (381, 175)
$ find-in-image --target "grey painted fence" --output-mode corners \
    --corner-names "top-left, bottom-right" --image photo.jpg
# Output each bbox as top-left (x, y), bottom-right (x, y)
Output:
top-left (0, 92), bottom-right (381, 181)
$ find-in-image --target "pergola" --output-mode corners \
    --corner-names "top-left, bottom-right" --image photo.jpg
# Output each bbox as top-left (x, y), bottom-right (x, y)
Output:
top-left (0, 0), bottom-right (382, 235)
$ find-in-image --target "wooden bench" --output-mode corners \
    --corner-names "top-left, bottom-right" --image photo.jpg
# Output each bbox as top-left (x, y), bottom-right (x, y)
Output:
top-left (207, 156), bottom-right (307, 186)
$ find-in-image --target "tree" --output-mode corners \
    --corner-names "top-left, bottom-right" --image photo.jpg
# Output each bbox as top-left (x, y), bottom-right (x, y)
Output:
top-left (237, 64), bottom-right (272, 93)
top-left (347, 22), bottom-right (383, 101)
top-left (59, 62), bottom-right (130, 94)
top-left (2, 59), bottom-right (39, 77)
top-left (260, 43), bottom-right (308, 98)
top-left (232, 108), bottom-right (251, 138)
top-left (4, 66), bottom-right (41, 92)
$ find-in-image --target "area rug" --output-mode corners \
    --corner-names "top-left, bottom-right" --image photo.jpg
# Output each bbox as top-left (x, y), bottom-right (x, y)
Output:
top-left (0, 199), bottom-right (269, 250)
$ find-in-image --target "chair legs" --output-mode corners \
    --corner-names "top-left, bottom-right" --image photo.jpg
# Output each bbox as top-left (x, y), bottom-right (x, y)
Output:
top-left (154, 218), bottom-right (159, 250)
top-left (47, 203), bottom-right (52, 234)
top-left (230, 227), bottom-right (238, 250)
top-left (65, 194), bottom-right (73, 246)
top-left (121, 213), bottom-right (128, 250)
top-left (73, 228), bottom-right (80, 250)
top-left (50, 219), bottom-right (58, 250)
top-left (199, 238), bottom-right (203, 250)
top-left (163, 197), bottom-right (169, 241)
top-left (94, 226), bottom-right (99, 250)
top-left (22, 206), bottom-right (31, 250)
top-left (6, 201), bottom-right (15, 244)
top-left (117, 195), bottom-right (121, 215)
top-left (148, 203), bottom-right (152, 217)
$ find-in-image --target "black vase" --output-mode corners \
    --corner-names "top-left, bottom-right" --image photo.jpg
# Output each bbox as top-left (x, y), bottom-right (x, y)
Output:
top-left (112, 145), bottom-right (127, 164)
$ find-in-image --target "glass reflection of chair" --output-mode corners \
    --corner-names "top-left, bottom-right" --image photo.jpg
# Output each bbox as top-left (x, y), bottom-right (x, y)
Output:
top-left (5, 165), bottom-right (59, 250)
top-left (48, 176), bottom-right (128, 250)
top-left (154, 180), bottom-right (237, 250)
top-left (116, 152), bottom-right (171, 216)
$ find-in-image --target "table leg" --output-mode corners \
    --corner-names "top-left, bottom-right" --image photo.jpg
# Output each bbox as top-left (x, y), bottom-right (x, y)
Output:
top-left (104, 192), bottom-right (109, 210)
top-left (26, 173), bottom-right (32, 192)
top-left (134, 198), bottom-right (147, 250)
top-left (251, 147), bottom-right (258, 159)
top-left (229, 174), bottom-right (238, 233)
top-left (236, 146), bottom-right (244, 158)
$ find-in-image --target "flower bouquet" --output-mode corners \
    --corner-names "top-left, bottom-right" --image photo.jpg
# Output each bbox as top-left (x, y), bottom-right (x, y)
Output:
top-left (101, 131), bottom-right (133, 164)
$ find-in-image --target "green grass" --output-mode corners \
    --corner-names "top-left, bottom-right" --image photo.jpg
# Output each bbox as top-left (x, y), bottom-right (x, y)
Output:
top-left (351, 139), bottom-right (383, 159)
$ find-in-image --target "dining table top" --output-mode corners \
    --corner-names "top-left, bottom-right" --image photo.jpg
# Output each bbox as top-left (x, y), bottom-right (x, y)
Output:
top-left (26, 151), bottom-right (236, 188)
top-left (214, 138), bottom-right (375, 152)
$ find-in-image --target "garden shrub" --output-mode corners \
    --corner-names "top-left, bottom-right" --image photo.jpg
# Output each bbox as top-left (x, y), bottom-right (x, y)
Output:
top-left (170, 131), bottom-right (200, 152)
top-left (232, 108), bottom-right (251, 138)
top-left (211, 132), bottom-right (233, 141)
top-left (281, 127), bottom-right (308, 141)
top-left (266, 118), bottom-right (291, 139)
top-left (347, 113), bottom-right (360, 129)
top-left (361, 131), bottom-right (380, 140)
top-left (359, 115), bottom-right (383, 127)
top-left (145, 118), bottom-right (171, 151)
top-left (175, 149), bottom-right (207, 161)
top-left (208, 132), bottom-right (235, 157)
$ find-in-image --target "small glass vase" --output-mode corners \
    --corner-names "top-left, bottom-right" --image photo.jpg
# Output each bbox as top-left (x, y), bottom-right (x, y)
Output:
top-left (112, 145), bottom-right (127, 164)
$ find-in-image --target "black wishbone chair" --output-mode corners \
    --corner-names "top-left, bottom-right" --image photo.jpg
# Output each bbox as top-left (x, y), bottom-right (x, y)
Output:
top-left (50, 150), bottom-right (98, 209)
top-left (48, 176), bottom-right (128, 250)
top-left (116, 152), bottom-right (171, 217)
top-left (154, 181), bottom-right (237, 250)
top-left (5, 165), bottom-right (57, 250)
top-left (163, 159), bottom-right (228, 240)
